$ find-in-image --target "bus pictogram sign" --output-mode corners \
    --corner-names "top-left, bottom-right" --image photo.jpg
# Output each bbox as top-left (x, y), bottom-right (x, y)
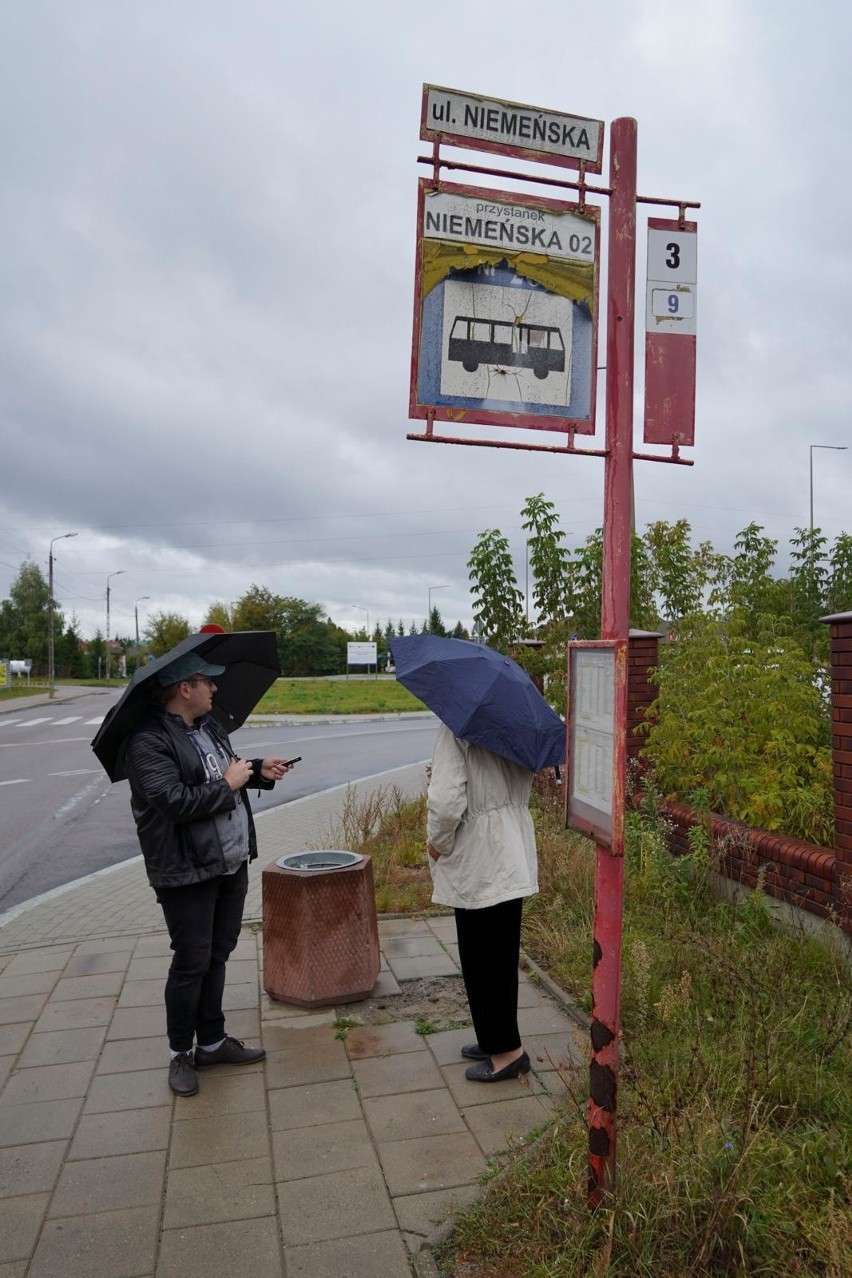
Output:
top-left (410, 180), bottom-right (600, 435)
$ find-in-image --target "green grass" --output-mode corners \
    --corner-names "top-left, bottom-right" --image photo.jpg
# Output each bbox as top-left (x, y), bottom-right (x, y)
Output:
top-left (344, 778), bottom-right (851, 1277)
top-left (254, 678), bottom-right (426, 716)
top-left (0, 676), bottom-right (427, 715)
top-left (0, 684), bottom-right (54, 700)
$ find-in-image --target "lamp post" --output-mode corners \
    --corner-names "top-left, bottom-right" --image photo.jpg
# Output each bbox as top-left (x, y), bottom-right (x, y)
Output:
top-left (427, 585), bottom-right (449, 632)
top-left (134, 596), bottom-right (150, 671)
top-left (351, 604), bottom-right (369, 637)
top-left (48, 532), bottom-right (78, 699)
top-left (105, 570), bottom-right (125, 681)
top-left (809, 444), bottom-right (848, 535)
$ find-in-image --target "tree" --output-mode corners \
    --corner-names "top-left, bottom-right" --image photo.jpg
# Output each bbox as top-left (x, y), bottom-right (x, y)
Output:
top-left (644, 518), bottom-right (706, 623)
top-left (428, 606), bottom-right (447, 636)
top-left (828, 532), bottom-right (852, 614)
top-left (232, 585), bottom-right (286, 633)
top-left (0, 560), bottom-right (54, 670)
top-left (644, 611), bottom-right (833, 845)
top-left (278, 598), bottom-right (347, 676)
top-left (467, 529), bottom-right (524, 651)
top-left (564, 529), bottom-right (603, 638)
top-left (204, 601), bottom-right (234, 630)
top-left (145, 612), bottom-right (191, 657)
top-left (56, 615), bottom-right (86, 677)
top-left (86, 629), bottom-right (107, 678)
top-left (521, 493), bottom-right (572, 629)
top-left (788, 526), bottom-right (829, 660)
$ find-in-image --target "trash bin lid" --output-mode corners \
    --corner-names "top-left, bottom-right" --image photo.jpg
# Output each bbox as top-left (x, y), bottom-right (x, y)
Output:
top-left (275, 850), bottom-right (364, 871)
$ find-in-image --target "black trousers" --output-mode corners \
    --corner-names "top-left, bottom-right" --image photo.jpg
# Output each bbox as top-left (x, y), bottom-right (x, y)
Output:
top-left (454, 896), bottom-right (524, 1056)
top-left (156, 861), bottom-right (248, 1053)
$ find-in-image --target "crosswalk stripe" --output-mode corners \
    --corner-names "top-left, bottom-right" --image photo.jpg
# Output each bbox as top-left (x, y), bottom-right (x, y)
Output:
top-left (11, 717), bottom-right (52, 727)
top-left (84, 717), bottom-right (105, 726)
top-left (52, 716), bottom-right (83, 725)
top-left (0, 719), bottom-right (21, 728)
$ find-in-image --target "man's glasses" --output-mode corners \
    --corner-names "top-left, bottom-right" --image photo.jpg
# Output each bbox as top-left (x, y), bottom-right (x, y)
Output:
top-left (186, 676), bottom-right (216, 687)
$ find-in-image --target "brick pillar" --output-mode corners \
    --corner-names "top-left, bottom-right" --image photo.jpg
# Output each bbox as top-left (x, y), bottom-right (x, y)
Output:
top-left (823, 611), bottom-right (852, 930)
top-left (627, 630), bottom-right (662, 773)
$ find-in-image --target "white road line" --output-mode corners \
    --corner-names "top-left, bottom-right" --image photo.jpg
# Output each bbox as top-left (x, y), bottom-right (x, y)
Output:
top-left (85, 717), bottom-right (105, 726)
top-left (10, 717), bottom-right (52, 727)
top-left (0, 778), bottom-right (29, 786)
top-left (0, 719), bottom-right (21, 728)
top-left (49, 769), bottom-right (102, 777)
top-left (51, 716), bottom-right (83, 725)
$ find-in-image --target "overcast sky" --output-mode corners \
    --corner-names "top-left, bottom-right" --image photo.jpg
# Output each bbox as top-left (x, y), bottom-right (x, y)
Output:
top-left (2, 1), bottom-right (850, 643)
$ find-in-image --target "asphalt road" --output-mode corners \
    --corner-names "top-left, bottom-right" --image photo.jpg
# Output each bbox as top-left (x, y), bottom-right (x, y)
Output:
top-left (0, 689), bottom-right (436, 914)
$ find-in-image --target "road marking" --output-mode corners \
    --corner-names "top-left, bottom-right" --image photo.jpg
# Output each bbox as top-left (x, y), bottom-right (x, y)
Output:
top-left (51, 716), bottom-right (83, 725)
top-left (0, 778), bottom-right (29, 786)
top-left (85, 717), bottom-right (105, 726)
top-left (10, 717), bottom-right (52, 727)
top-left (49, 769), bottom-right (102, 777)
top-left (54, 776), bottom-right (105, 819)
top-left (0, 719), bottom-right (21, 728)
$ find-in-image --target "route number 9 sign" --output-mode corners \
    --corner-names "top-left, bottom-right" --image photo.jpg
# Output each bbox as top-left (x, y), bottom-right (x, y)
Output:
top-left (643, 218), bottom-right (697, 447)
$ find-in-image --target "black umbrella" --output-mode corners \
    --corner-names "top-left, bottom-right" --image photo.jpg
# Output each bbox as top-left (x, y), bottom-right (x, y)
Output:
top-left (91, 630), bottom-right (280, 782)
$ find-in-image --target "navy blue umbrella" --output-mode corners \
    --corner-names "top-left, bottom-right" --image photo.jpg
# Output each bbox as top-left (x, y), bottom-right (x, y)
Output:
top-left (390, 634), bottom-right (565, 773)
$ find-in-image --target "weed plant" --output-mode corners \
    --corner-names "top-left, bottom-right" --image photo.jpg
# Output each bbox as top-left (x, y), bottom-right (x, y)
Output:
top-left (328, 783), bottom-right (435, 915)
top-left (434, 784), bottom-right (852, 1277)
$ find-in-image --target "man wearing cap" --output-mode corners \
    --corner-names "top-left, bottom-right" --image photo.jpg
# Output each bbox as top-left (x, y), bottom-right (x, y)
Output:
top-left (125, 652), bottom-right (292, 1097)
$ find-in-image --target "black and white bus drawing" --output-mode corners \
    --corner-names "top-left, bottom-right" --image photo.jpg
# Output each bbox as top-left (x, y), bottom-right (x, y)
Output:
top-left (447, 316), bottom-right (566, 379)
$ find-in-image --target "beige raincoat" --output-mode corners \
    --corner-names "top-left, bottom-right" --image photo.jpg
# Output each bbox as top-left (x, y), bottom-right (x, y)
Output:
top-left (426, 723), bottom-right (538, 910)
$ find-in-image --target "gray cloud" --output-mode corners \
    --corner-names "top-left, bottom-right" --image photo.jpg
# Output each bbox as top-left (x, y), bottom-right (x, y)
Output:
top-left (2, 0), bottom-right (851, 642)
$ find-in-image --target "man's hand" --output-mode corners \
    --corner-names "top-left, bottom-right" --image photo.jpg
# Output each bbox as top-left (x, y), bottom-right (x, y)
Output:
top-left (260, 757), bottom-right (293, 782)
top-left (427, 842), bottom-right (440, 862)
top-left (224, 758), bottom-right (253, 791)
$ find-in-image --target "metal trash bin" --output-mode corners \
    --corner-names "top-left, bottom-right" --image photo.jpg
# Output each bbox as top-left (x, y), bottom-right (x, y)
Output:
top-left (262, 850), bottom-right (380, 1007)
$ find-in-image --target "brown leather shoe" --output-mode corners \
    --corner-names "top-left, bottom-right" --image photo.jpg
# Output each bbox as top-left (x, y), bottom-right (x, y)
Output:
top-left (195, 1036), bottom-right (266, 1067)
top-left (168, 1051), bottom-right (198, 1096)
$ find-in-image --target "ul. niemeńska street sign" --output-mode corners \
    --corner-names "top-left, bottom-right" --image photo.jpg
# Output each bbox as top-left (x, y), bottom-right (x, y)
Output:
top-left (421, 85), bottom-right (604, 173)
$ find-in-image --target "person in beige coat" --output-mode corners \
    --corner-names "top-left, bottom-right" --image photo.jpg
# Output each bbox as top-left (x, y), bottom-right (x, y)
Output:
top-left (427, 722), bottom-right (537, 1082)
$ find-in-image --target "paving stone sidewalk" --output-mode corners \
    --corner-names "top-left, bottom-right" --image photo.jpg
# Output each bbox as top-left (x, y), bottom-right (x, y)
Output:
top-left (0, 764), bottom-right (586, 1277)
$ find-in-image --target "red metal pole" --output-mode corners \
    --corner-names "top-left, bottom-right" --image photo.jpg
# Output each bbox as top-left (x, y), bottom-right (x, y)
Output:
top-left (588, 116), bottom-right (637, 1208)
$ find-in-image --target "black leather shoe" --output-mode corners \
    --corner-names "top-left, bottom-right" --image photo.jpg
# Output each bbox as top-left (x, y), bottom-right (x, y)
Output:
top-left (460, 1042), bottom-right (489, 1061)
top-left (465, 1051), bottom-right (531, 1083)
top-left (195, 1036), bottom-right (266, 1067)
top-left (168, 1051), bottom-right (198, 1096)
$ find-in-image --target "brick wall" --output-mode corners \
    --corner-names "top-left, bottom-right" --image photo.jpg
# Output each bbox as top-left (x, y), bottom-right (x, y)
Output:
top-left (826, 612), bottom-right (852, 930)
top-left (627, 630), bottom-right (661, 769)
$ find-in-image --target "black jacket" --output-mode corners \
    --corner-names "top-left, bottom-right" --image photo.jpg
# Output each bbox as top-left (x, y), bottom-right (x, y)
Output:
top-left (125, 706), bottom-right (274, 889)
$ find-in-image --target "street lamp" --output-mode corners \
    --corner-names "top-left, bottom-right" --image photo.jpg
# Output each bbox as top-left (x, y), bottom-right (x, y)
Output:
top-left (809, 444), bottom-right (848, 535)
top-left (48, 532), bottom-right (78, 699)
top-left (350, 604), bottom-right (369, 637)
top-left (105, 570), bottom-right (125, 681)
top-left (134, 596), bottom-right (150, 672)
top-left (428, 585), bottom-right (449, 632)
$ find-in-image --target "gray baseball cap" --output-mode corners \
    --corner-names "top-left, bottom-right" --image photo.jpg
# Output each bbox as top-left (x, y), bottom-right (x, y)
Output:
top-left (156, 652), bottom-right (226, 687)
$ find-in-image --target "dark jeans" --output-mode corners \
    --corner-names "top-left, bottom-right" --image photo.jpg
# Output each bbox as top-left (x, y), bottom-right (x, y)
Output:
top-left (156, 861), bottom-right (248, 1053)
top-left (454, 896), bottom-right (524, 1056)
